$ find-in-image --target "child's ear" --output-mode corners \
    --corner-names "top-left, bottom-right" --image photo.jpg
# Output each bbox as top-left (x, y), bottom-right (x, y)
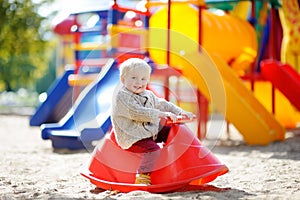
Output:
top-left (120, 76), bottom-right (124, 84)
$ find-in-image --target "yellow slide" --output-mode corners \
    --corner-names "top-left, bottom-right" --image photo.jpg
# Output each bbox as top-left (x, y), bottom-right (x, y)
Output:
top-left (149, 3), bottom-right (285, 145)
top-left (177, 49), bottom-right (285, 145)
top-left (209, 54), bottom-right (285, 144)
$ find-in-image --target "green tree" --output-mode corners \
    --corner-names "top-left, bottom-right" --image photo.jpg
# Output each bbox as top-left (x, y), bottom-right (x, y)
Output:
top-left (0, 0), bottom-right (53, 91)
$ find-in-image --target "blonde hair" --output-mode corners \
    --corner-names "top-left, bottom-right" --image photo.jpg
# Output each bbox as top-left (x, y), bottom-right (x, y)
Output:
top-left (119, 58), bottom-right (152, 78)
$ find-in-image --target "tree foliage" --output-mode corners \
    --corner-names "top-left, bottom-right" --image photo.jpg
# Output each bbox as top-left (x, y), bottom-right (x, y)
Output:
top-left (0, 0), bottom-right (54, 91)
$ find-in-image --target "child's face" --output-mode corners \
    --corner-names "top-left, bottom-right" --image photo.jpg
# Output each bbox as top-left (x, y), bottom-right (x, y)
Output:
top-left (121, 67), bottom-right (150, 94)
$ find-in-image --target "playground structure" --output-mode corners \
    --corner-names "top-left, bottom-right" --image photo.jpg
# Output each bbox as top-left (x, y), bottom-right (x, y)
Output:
top-left (29, 0), bottom-right (300, 150)
top-left (29, 67), bottom-right (74, 126)
top-left (279, 0), bottom-right (300, 73)
top-left (41, 59), bottom-right (118, 150)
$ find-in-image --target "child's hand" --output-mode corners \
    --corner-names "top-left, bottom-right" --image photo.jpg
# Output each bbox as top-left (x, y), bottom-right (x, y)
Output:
top-left (180, 111), bottom-right (195, 119)
top-left (163, 112), bottom-right (178, 122)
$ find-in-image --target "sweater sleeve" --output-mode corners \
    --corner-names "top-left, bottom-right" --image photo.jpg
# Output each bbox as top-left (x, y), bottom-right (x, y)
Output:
top-left (115, 91), bottom-right (161, 123)
top-left (150, 91), bottom-right (183, 115)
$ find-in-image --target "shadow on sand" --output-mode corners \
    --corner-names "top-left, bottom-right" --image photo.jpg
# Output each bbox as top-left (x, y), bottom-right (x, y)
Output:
top-left (205, 132), bottom-right (300, 161)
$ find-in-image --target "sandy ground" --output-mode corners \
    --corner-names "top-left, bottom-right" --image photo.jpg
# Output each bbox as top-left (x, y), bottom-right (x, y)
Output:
top-left (0, 114), bottom-right (300, 200)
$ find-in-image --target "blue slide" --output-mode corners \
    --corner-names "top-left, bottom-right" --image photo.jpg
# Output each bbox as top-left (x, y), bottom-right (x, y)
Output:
top-left (30, 68), bottom-right (75, 126)
top-left (41, 59), bottom-right (119, 150)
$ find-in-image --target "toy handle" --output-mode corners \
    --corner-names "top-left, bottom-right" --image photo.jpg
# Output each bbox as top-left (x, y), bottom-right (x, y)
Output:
top-left (165, 115), bottom-right (197, 125)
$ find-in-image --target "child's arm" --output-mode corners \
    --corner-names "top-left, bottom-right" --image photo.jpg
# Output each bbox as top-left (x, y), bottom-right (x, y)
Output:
top-left (151, 91), bottom-right (195, 121)
top-left (179, 110), bottom-right (195, 119)
top-left (158, 111), bottom-right (178, 122)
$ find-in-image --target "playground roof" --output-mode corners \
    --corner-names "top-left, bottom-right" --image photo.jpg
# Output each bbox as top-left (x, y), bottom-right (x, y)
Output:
top-left (205, 0), bottom-right (281, 7)
top-left (63, 0), bottom-right (142, 14)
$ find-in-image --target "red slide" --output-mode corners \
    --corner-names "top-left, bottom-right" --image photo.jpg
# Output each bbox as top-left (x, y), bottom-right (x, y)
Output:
top-left (260, 60), bottom-right (300, 111)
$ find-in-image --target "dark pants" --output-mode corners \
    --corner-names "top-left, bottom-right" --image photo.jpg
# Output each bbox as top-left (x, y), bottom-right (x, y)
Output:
top-left (126, 125), bottom-right (171, 173)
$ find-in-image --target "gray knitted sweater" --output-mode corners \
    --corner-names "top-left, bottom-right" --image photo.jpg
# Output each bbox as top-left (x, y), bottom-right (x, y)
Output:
top-left (111, 85), bottom-right (183, 149)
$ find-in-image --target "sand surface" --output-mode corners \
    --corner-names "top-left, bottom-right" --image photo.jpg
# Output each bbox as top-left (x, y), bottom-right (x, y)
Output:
top-left (0, 114), bottom-right (299, 199)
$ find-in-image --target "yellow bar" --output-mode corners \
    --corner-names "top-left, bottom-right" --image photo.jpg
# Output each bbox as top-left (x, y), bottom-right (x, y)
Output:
top-left (146, 0), bottom-right (206, 8)
top-left (74, 42), bottom-right (109, 51)
top-left (109, 25), bottom-right (148, 35)
top-left (68, 74), bottom-right (99, 86)
top-left (109, 25), bottom-right (149, 49)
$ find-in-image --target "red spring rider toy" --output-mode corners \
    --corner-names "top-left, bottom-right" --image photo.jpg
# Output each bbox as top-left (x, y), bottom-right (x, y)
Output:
top-left (81, 116), bottom-right (228, 193)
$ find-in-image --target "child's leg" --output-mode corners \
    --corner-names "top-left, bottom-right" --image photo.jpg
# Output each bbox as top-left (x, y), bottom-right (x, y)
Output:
top-left (127, 138), bottom-right (160, 174)
top-left (155, 125), bottom-right (171, 143)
